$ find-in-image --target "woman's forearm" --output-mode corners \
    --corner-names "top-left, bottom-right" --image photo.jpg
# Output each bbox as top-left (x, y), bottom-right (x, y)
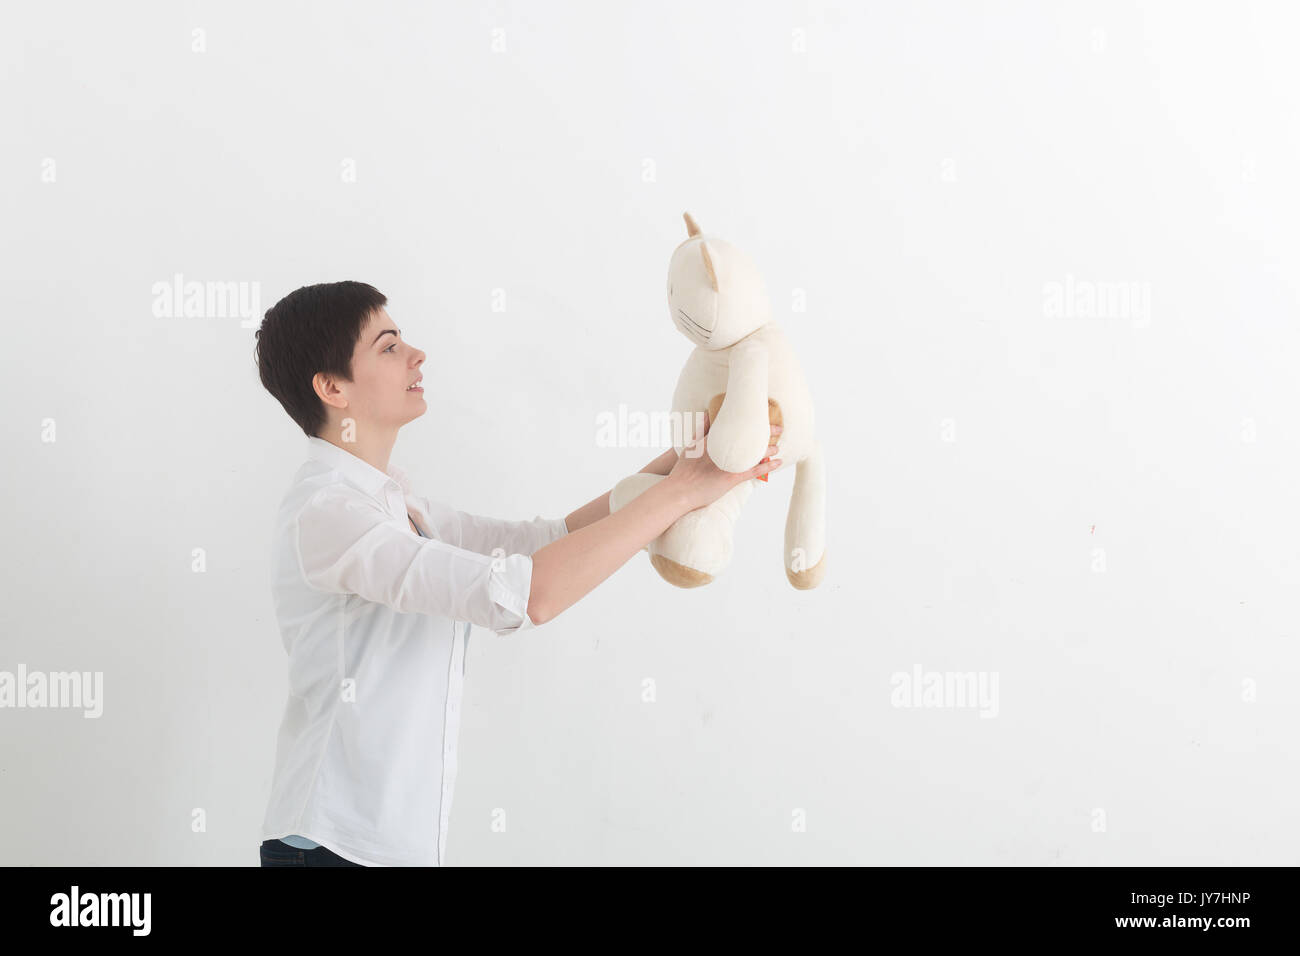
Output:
top-left (562, 448), bottom-right (679, 534)
top-left (563, 489), bottom-right (612, 535)
top-left (529, 478), bottom-right (689, 625)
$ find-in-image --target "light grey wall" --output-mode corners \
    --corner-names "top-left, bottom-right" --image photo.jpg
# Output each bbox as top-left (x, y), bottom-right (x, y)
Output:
top-left (1, 0), bottom-right (1295, 865)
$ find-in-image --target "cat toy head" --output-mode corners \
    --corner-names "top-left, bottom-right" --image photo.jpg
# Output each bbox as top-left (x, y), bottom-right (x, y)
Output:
top-left (666, 212), bottom-right (772, 350)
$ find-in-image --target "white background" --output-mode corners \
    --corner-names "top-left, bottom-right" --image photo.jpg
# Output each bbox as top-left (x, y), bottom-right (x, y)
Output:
top-left (1, 0), bottom-right (1296, 865)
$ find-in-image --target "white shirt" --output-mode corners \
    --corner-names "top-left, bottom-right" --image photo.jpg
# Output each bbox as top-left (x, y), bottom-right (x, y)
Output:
top-left (261, 435), bottom-right (569, 866)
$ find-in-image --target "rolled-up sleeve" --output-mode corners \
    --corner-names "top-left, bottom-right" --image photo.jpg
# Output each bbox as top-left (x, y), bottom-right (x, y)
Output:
top-left (294, 488), bottom-right (542, 636)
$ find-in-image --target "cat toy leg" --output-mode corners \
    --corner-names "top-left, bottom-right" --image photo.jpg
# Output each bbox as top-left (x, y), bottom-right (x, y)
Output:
top-left (649, 479), bottom-right (754, 587)
top-left (784, 439), bottom-right (827, 589)
top-left (609, 472), bottom-right (754, 587)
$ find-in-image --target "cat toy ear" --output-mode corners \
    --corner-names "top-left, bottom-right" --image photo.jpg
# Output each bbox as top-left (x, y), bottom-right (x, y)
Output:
top-left (700, 241), bottom-right (718, 291)
top-left (683, 211), bottom-right (701, 238)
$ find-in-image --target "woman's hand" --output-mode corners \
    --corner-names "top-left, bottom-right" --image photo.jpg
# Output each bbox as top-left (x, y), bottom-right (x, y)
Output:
top-left (664, 411), bottom-right (782, 512)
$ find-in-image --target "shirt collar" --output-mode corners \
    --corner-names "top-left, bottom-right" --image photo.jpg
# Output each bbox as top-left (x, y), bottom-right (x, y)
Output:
top-left (305, 436), bottom-right (412, 503)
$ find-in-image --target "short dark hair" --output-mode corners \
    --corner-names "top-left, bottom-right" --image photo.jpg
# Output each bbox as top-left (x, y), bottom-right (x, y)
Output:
top-left (254, 281), bottom-right (388, 438)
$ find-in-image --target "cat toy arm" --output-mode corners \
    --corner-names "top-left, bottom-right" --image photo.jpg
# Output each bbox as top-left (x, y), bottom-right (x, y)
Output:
top-left (705, 335), bottom-right (772, 473)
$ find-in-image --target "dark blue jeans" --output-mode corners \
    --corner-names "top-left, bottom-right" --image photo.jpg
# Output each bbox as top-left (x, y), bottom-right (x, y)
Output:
top-left (259, 838), bottom-right (365, 867)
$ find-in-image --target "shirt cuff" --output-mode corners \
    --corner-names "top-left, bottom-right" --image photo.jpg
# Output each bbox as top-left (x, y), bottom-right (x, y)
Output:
top-left (486, 552), bottom-right (539, 636)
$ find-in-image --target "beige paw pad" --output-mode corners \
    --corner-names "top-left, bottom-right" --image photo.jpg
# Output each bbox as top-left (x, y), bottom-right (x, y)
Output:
top-left (650, 553), bottom-right (715, 588)
top-left (785, 550), bottom-right (827, 590)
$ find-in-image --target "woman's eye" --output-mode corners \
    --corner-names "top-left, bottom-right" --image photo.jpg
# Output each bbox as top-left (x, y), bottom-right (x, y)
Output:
top-left (384, 344), bottom-right (397, 353)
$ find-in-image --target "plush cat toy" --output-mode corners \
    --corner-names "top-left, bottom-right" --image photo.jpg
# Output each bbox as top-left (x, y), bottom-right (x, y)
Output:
top-left (609, 212), bottom-right (827, 590)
